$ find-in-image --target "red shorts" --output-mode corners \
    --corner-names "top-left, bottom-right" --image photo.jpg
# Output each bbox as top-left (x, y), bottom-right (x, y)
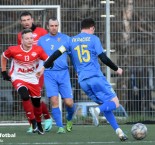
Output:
top-left (12, 79), bottom-right (41, 98)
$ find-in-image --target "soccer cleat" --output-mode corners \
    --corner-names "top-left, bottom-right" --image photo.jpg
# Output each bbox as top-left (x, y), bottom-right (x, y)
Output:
top-left (44, 118), bottom-right (52, 132)
top-left (66, 120), bottom-right (73, 132)
top-left (57, 127), bottom-right (66, 134)
top-left (89, 107), bottom-right (99, 126)
top-left (27, 126), bottom-right (33, 133)
top-left (116, 128), bottom-right (128, 141)
top-left (31, 120), bottom-right (38, 133)
top-left (33, 127), bottom-right (38, 133)
top-left (37, 122), bottom-right (44, 135)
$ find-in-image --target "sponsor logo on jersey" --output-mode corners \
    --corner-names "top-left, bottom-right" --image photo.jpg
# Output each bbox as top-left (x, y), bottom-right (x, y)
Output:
top-left (32, 33), bottom-right (37, 38)
top-left (46, 38), bottom-right (50, 41)
top-left (31, 52), bottom-right (37, 57)
top-left (16, 54), bottom-right (22, 57)
top-left (57, 37), bottom-right (61, 42)
top-left (17, 67), bottom-right (35, 73)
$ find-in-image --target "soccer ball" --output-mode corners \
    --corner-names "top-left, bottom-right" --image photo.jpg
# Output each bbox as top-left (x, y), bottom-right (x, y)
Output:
top-left (131, 123), bottom-right (147, 140)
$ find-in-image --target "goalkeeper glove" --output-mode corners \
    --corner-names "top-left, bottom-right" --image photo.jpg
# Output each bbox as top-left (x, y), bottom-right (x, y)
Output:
top-left (1, 71), bottom-right (11, 81)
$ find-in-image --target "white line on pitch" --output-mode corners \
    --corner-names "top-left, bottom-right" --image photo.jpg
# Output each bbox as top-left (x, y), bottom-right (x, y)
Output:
top-left (4, 141), bottom-right (155, 145)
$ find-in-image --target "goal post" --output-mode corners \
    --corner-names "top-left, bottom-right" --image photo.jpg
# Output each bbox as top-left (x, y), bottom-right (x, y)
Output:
top-left (0, 5), bottom-right (61, 32)
top-left (0, 5), bottom-right (62, 125)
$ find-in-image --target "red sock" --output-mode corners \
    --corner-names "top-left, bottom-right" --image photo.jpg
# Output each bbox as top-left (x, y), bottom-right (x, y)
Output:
top-left (41, 101), bottom-right (50, 119)
top-left (33, 105), bottom-right (42, 122)
top-left (22, 100), bottom-right (35, 120)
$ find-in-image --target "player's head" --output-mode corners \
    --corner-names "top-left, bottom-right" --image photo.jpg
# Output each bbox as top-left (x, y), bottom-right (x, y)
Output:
top-left (21, 29), bottom-right (34, 49)
top-left (20, 11), bottom-right (34, 29)
top-left (81, 18), bottom-right (95, 34)
top-left (47, 17), bottom-right (59, 36)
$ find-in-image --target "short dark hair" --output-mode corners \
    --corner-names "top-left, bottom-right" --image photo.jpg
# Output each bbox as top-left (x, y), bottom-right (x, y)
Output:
top-left (81, 18), bottom-right (95, 29)
top-left (20, 11), bottom-right (32, 20)
top-left (21, 29), bottom-right (32, 36)
top-left (48, 17), bottom-right (58, 22)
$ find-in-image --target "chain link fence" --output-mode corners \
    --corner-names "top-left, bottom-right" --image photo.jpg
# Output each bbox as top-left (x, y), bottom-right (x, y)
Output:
top-left (0, 0), bottom-right (155, 125)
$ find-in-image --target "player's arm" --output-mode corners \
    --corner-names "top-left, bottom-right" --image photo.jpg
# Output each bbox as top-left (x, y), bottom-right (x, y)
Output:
top-left (1, 54), bottom-right (11, 81)
top-left (36, 46), bottom-right (66, 78)
top-left (43, 45), bottom-right (66, 68)
top-left (98, 52), bottom-right (123, 75)
top-left (1, 54), bottom-right (7, 71)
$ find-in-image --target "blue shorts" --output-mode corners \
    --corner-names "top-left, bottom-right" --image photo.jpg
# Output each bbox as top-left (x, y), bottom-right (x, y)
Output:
top-left (79, 76), bottom-right (116, 104)
top-left (44, 69), bottom-right (73, 99)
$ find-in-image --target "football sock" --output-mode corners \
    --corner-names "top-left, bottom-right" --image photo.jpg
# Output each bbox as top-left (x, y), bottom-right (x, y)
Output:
top-left (22, 100), bottom-right (35, 120)
top-left (30, 119), bottom-right (37, 129)
top-left (103, 111), bottom-right (119, 130)
top-left (41, 101), bottom-right (51, 119)
top-left (99, 101), bottom-right (116, 112)
top-left (52, 107), bottom-right (63, 127)
top-left (66, 104), bottom-right (75, 121)
top-left (33, 106), bottom-right (42, 122)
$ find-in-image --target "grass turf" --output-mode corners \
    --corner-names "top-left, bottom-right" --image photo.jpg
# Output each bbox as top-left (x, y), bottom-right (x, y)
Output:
top-left (0, 124), bottom-right (154, 145)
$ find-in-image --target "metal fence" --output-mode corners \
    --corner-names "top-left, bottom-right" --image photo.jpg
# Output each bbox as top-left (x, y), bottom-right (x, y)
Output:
top-left (0, 0), bottom-right (155, 125)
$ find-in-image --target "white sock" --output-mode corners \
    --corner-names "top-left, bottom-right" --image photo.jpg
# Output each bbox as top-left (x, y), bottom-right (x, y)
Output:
top-left (95, 107), bottom-right (100, 114)
top-left (116, 128), bottom-right (123, 134)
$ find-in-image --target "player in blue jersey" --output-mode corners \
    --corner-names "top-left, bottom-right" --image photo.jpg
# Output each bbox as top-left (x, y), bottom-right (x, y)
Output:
top-left (37, 18), bottom-right (128, 141)
top-left (37, 17), bottom-right (75, 134)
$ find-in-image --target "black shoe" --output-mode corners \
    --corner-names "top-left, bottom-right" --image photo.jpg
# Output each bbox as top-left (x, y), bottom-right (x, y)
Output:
top-left (31, 119), bottom-right (38, 133)
top-left (37, 122), bottom-right (44, 135)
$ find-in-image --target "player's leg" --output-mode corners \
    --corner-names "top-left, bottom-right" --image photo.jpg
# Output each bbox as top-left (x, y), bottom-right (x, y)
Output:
top-left (50, 96), bottom-right (65, 133)
top-left (39, 74), bottom-right (52, 131)
top-left (41, 101), bottom-right (50, 119)
top-left (17, 86), bottom-right (37, 133)
top-left (41, 101), bottom-right (52, 131)
top-left (59, 70), bottom-right (75, 132)
top-left (79, 79), bottom-right (100, 126)
top-left (31, 98), bottom-right (44, 134)
top-left (27, 100), bottom-right (51, 133)
top-left (102, 111), bottom-right (127, 141)
top-left (27, 103), bottom-right (52, 133)
top-left (63, 98), bottom-right (75, 132)
top-left (29, 83), bottom-right (44, 135)
top-left (94, 77), bottom-right (128, 141)
top-left (80, 77), bottom-right (128, 141)
top-left (44, 71), bottom-right (65, 134)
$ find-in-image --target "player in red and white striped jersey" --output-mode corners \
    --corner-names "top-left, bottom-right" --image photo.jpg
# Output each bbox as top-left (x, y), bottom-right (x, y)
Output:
top-left (1, 29), bottom-right (48, 134)
top-left (17, 11), bottom-right (52, 132)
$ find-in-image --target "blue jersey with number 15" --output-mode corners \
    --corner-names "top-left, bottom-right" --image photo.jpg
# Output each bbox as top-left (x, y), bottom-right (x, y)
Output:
top-left (64, 32), bottom-right (105, 82)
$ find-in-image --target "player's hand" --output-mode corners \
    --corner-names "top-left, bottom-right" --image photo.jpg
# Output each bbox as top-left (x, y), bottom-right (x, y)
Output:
top-left (1, 71), bottom-right (11, 81)
top-left (36, 67), bottom-right (45, 78)
top-left (116, 68), bottom-right (123, 75)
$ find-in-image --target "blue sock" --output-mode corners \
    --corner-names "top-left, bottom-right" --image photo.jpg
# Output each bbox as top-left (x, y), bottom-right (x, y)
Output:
top-left (99, 101), bottom-right (116, 112)
top-left (51, 107), bottom-right (63, 127)
top-left (103, 111), bottom-right (119, 131)
top-left (66, 104), bottom-right (75, 121)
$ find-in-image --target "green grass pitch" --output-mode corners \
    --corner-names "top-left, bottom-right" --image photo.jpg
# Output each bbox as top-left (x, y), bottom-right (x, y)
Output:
top-left (0, 124), bottom-right (154, 145)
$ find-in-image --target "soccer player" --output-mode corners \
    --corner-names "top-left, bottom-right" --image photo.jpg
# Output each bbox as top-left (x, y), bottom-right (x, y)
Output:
top-left (37, 18), bottom-right (128, 141)
top-left (1, 29), bottom-right (48, 135)
top-left (37, 17), bottom-right (75, 134)
top-left (17, 11), bottom-right (52, 132)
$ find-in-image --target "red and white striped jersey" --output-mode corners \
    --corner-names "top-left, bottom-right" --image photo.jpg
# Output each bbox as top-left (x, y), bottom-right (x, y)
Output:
top-left (3, 45), bottom-right (48, 84)
top-left (17, 27), bottom-right (47, 71)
